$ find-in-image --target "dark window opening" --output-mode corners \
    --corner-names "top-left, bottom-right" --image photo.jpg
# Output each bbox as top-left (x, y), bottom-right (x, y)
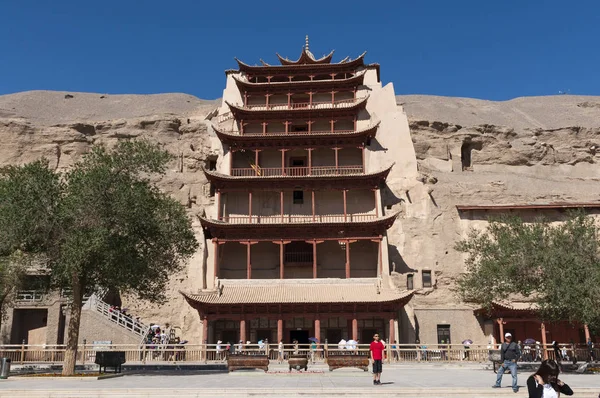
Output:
top-left (208, 160), bottom-right (217, 171)
top-left (437, 325), bottom-right (451, 344)
top-left (422, 271), bottom-right (432, 288)
top-left (293, 190), bottom-right (304, 204)
top-left (461, 141), bottom-right (482, 171)
top-left (291, 125), bottom-right (308, 132)
top-left (407, 274), bottom-right (414, 290)
top-left (386, 204), bottom-right (393, 210)
top-left (209, 183), bottom-right (216, 197)
top-left (285, 241), bottom-right (313, 263)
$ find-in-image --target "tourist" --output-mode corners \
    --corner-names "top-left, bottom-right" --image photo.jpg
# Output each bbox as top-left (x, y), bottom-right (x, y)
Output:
top-left (237, 340), bottom-right (243, 354)
top-left (526, 359), bottom-right (573, 397)
top-left (338, 338), bottom-right (347, 351)
top-left (293, 339), bottom-right (299, 355)
top-left (310, 339), bottom-right (317, 363)
top-left (216, 340), bottom-right (223, 361)
top-left (552, 341), bottom-right (561, 363)
top-left (492, 332), bottom-right (521, 393)
top-left (535, 341), bottom-right (542, 361)
top-left (415, 339), bottom-right (422, 361)
top-left (369, 333), bottom-right (385, 385)
top-left (278, 340), bottom-right (284, 363)
top-left (587, 338), bottom-right (595, 362)
top-left (391, 340), bottom-right (398, 361)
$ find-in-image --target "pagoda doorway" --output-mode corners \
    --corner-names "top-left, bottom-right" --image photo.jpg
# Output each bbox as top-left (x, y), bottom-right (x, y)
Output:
top-left (290, 330), bottom-right (310, 344)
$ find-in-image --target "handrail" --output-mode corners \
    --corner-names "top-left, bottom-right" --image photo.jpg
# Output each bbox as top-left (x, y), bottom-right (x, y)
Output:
top-left (88, 296), bottom-right (149, 337)
top-left (218, 214), bottom-right (377, 224)
top-left (230, 165), bottom-right (364, 177)
top-left (244, 97), bottom-right (366, 111)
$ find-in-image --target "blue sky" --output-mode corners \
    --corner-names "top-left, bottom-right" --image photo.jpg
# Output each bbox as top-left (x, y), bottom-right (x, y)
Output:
top-left (1, 0), bottom-right (598, 100)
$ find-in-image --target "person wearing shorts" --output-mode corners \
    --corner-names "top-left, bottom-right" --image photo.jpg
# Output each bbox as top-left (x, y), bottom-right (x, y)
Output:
top-left (370, 333), bottom-right (385, 385)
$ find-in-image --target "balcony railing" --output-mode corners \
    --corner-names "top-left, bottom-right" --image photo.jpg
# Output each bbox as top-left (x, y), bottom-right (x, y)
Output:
top-left (284, 251), bottom-right (313, 263)
top-left (230, 165), bottom-right (363, 177)
top-left (218, 129), bottom-right (356, 136)
top-left (219, 214), bottom-right (377, 224)
top-left (15, 290), bottom-right (45, 303)
top-left (244, 97), bottom-right (365, 111)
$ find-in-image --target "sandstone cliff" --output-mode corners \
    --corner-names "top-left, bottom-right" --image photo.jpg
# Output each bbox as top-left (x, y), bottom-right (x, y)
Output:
top-left (2, 90), bottom-right (600, 342)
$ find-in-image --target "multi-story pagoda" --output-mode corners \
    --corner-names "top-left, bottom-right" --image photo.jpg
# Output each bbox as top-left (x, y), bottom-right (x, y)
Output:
top-left (183, 38), bottom-right (414, 345)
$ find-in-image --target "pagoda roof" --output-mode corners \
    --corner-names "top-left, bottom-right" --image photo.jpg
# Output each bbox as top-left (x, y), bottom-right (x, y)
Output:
top-left (202, 163), bottom-right (393, 191)
top-left (181, 279), bottom-right (413, 305)
top-left (199, 212), bottom-right (398, 241)
top-left (213, 122), bottom-right (379, 150)
top-left (225, 95), bottom-right (369, 121)
top-left (234, 52), bottom-right (367, 75)
top-left (232, 70), bottom-right (366, 93)
top-left (276, 48), bottom-right (335, 65)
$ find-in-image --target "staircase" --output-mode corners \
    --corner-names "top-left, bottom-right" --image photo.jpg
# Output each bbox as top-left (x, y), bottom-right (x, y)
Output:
top-left (82, 294), bottom-right (150, 339)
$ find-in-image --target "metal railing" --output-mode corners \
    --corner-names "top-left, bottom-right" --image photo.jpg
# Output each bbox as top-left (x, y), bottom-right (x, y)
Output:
top-left (245, 98), bottom-right (365, 111)
top-left (89, 296), bottom-right (149, 337)
top-left (230, 165), bottom-right (364, 177)
top-left (218, 214), bottom-right (377, 224)
top-left (3, 343), bottom-right (597, 365)
top-left (15, 290), bottom-right (45, 303)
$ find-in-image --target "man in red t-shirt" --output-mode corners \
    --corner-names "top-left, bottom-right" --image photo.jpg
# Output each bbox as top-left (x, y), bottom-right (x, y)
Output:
top-left (369, 333), bottom-right (386, 385)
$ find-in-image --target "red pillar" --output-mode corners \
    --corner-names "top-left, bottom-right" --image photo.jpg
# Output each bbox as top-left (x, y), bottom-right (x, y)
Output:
top-left (248, 191), bottom-right (252, 223)
top-left (277, 319), bottom-right (283, 343)
top-left (334, 147), bottom-right (339, 171)
top-left (345, 241), bottom-right (351, 278)
top-left (584, 324), bottom-right (591, 341)
top-left (213, 240), bottom-right (219, 279)
top-left (361, 146), bottom-right (365, 172)
top-left (279, 242), bottom-right (284, 279)
top-left (281, 150), bottom-right (286, 174)
top-left (240, 319), bottom-right (246, 342)
top-left (378, 239), bottom-right (383, 277)
top-left (246, 242), bottom-right (251, 279)
top-left (389, 318), bottom-right (395, 343)
top-left (311, 191), bottom-right (316, 222)
top-left (217, 190), bottom-right (222, 220)
top-left (315, 319), bottom-right (321, 343)
top-left (343, 190), bottom-right (347, 222)
top-left (374, 189), bottom-right (379, 217)
top-left (541, 322), bottom-right (548, 359)
top-left (352, 318), bottom-right (358, 341)
top-left (307, 148), bottom-right (313, 175)
top-left (498, 319), bottom-right (505, 343)
top-left (312, 240), bottom-right (317, 279)
top-left (254, 150), bottom-right (259, 176)
top-left (280, 191), bottom-right (284, 222)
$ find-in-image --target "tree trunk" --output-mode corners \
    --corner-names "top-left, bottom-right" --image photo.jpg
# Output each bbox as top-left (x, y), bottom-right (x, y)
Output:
top-left (62, 276), bottom-right (84, 376)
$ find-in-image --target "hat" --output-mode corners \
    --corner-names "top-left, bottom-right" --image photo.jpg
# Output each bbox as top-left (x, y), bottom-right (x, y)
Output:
top-left (217, 340), bottom-right (222, 344)
top-left (504, 333), bottom-right (512, 338)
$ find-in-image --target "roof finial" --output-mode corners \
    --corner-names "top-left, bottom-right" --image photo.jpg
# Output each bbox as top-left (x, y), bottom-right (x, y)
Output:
top-left (305, 35), bottom-right (309, 51)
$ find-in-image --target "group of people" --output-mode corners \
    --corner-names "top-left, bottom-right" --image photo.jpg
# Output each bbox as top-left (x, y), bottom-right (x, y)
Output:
top-left (108, 305), bottom-right (144, 332)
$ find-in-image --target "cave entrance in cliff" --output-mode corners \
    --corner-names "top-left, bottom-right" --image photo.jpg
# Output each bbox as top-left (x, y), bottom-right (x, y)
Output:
top-left (461, 141), bottom-right (482, 171)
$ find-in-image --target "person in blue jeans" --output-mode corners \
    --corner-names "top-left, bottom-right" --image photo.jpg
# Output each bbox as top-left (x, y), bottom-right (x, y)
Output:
top-left (493, 332), bottom-right (521, 393)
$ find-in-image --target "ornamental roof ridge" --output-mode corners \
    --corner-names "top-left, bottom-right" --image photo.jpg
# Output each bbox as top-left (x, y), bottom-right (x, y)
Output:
top-left (232, 69), bottom-right (367, 86)
top-left (234, 52), bottom-right (366, 70)
top-left (276, 49), bottom-right (335, 66)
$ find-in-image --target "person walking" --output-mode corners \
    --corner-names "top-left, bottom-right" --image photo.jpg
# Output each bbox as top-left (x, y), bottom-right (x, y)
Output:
top-left (369, 333), bottom-right (385, 385)
top-left (492, 332), bottom-right (521, 393)
top-left (526, 359), bottom-right (573, 397)
top-left (587, 338), bottom-right (595, 362)
top-left (552, 341), bottom-right (561, 363)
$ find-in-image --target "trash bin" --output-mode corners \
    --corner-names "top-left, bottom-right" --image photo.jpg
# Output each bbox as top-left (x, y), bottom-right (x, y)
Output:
top-left (0, 358), bottom-right (11, 379)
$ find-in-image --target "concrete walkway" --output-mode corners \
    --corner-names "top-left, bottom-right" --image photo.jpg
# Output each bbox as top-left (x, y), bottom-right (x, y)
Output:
top-left (1, 367), bottom-right (599, 397)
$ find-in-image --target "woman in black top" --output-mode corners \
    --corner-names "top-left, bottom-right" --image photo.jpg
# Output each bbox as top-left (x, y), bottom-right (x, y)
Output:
top-left (527, 359), bottom-right (574, 398)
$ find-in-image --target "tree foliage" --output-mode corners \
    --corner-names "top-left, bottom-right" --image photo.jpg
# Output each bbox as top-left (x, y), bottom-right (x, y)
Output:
top-left (455, 211), bottom-right (600, 330)
top-left (0, 141), bottom-right (199, 374)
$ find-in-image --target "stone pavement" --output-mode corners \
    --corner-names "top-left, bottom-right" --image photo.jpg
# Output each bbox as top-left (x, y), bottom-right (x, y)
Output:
top-left (1, 366), bottom-right (599, 397)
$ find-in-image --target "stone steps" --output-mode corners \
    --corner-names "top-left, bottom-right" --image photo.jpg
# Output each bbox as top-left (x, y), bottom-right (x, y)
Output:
top-left (2, 388), bottom-right (599, 398)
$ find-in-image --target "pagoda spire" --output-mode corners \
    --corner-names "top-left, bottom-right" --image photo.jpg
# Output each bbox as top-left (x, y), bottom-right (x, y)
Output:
top-left (305, 35), bottom-right (309, 51)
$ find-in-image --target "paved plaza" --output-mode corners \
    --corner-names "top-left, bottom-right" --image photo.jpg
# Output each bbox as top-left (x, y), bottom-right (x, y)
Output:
top-left (1, 365), bottom-right (599, 397)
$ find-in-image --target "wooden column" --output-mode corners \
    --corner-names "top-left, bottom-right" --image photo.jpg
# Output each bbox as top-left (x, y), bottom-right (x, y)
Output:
top-left (343, 190), bottom-right (347, 222)
top-left (354, 116), bottom-right (357, 131)
top-left (246, 242), bottom-right (252, 279)
top-left (389, 318), bottom-right (395, 344)
top-left (254, 150), bottom-right (260, 176)
top-left (334, 148), bottom-right (339, 171)
top-left (280, 191), bottom-right (284, 222)
top-left (540, 322), bottom-right (548, 359)
top-left (311, 191), bottom-right (316, 221)
top-left (374, 189), bottom-right (379, 217)
top-left (240, 120), bottom-right (244, 135)
top-left (229, 150), bottom-right (234, 175)
top-left (265, 93), bottom-right (271, 109)
top-left (330, 119), bottom-right (335, 133)
top-left (352, 318), bottom-right (358, 341)
top-left (243, 91), bottom-right (248, 106)
top-left (262, 122), bottom-right (267, 135)
top-left (248, 191), bottom-right (252, 222)
top-left (280, 149), bottom-right (286, 175)
top-left (284, 121), bottom-right (289, 134)
top-left (378, 238), bottom-right (383, 276)
top-left (497, 318), bottom-right (505, 343)
top-left (277, 319), bottom-right (283, 343)
top-left (279, 241), bottom-right (284, 279)
top-left (240, 319), bottom-right (247, 343)
top-left (345, 240), bottom-right (351, 278)
top-left (361, 145), bottom-right (365, 171)
top-left (213, 239), bottom-right (219, 279)
top-left (312, 240), bottom-right (317, 278)
top-left (308, 91), bottom-right (313, 107)
top-left (307, 148), bottom-right (313, 175)
top-left (584, 324), bottom-right (591, 341)
top-left (315, 319), bottom-right (321, 343)
top-left (307, 120), bottom-right (313, 134)
top-left (203, 316), bottom-right (209, 344)
top-left (287, 92), bottom-right (291, 108)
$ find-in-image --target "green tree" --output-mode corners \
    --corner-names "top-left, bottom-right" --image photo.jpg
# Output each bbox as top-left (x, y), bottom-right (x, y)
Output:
top-left (0, 142), bottom-right (198, 375)
top-left (455, 211), bottom-right (600, 331)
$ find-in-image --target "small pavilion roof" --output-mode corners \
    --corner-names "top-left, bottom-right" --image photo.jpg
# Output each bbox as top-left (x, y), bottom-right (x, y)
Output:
top-left (456, 202), bottom-right (600, 211)
top-left (233, 52), bottom-right (367, 75)
top-left (202, 163), bottom-right (393, 191)
top-left (232, 70), bottom-right (366, 93)
top-left (225, 95), bottom-right (369, 121)
top-left (276, 48), bottom-right (335, 65)
top-left (213, 122), bottom-right (379, 150)
top-left (181, 278), bottom-right (414, 305)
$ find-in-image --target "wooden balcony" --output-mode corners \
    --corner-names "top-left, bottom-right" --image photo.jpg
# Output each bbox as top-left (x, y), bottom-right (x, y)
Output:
top-left (244, 97), bottom-right (364, 111)
top-left (230, 165), bottom-right (363, 177)
top-left (218, 214), bottom-right (377, 224)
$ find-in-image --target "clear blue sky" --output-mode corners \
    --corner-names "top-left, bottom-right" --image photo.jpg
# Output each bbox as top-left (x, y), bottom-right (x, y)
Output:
top-left (1, 0), bottom-right (598, 100)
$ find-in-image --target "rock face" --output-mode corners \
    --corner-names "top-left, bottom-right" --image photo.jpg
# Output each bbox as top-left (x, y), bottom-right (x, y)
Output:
top-left (2, 90), bottom-right (600, 344)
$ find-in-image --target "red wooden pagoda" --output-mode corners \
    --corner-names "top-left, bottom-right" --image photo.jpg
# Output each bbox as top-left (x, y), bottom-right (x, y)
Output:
top-left (183, 38), bottom-right (412, 345)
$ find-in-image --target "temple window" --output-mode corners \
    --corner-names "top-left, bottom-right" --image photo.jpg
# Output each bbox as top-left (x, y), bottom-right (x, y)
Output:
top-left (293, 190), bottom-right (304, 204)
top-left (206, 157), bottom-right (217, 171)
top-left (407, 274), bottom-right (414, 290)
top-left (422, 270), bottom-right (432, 288)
